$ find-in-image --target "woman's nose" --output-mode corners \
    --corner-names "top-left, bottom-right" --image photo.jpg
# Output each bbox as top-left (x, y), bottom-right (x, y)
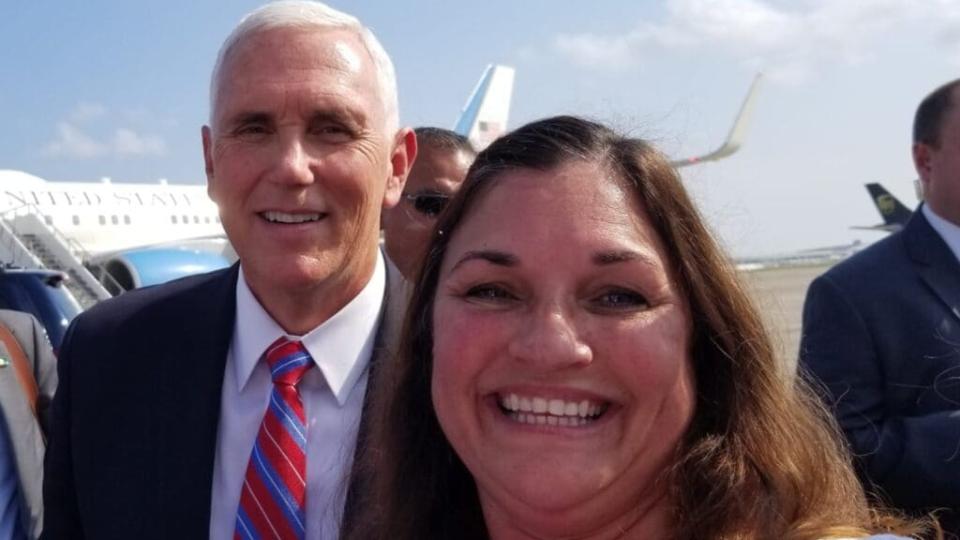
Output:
top-left (507, 308), bottom-right (593, 369)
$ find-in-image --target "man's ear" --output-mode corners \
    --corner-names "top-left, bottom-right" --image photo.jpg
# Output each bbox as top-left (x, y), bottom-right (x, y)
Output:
top-left (202, 125), bottom-right (217, 201)
top-left (913, 142), bottom-right (934, 189)
top-left (383, 127), bottom-right (418, 209)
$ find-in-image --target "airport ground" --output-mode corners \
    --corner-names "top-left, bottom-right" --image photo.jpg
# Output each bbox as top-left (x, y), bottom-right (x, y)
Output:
top-left (739, 261), bottom-right (836, 374)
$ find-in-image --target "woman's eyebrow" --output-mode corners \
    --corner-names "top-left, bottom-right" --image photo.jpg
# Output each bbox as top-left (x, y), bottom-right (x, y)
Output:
top-left (592, 249), bottom-right (662, 268)
top-left (449, 250), bottom-right (518, 273)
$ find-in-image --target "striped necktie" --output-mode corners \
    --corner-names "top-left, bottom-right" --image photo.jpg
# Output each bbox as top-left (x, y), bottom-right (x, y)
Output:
top-left (235, 338), bottom-right (312, 540)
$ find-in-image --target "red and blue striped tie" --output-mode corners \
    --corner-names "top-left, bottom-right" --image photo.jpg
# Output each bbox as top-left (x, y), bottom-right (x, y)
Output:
top-left (235, 338), bottom-right (312, 540)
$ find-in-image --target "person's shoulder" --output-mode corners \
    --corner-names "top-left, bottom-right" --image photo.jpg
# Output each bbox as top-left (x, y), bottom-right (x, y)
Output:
top-left (820, 231), bottom-right (906, 285)
top-left (72, 265), bottom-right (237, 336)
top-left (0, 308), bottom-right (38, 329)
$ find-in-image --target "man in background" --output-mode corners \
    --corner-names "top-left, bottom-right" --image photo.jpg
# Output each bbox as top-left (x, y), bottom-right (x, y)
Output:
top-left (800, 78), bottom-right (960, 534)
top-left (0, 309), bottom-right (56, 540)
top-left (382, 127), bottom-right (474, 281)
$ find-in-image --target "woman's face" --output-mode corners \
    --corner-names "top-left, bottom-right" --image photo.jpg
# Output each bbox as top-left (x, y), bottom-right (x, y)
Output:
top-left (431, 160), bottom-right (696, 536)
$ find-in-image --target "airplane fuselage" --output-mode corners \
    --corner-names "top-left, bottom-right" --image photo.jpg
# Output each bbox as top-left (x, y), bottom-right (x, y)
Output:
top-left (0, 170), bottom-right (222, 255)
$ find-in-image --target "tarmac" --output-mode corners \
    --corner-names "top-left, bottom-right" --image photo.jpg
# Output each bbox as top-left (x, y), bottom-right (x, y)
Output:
top-left (738, 261), bottom-right (836, 374)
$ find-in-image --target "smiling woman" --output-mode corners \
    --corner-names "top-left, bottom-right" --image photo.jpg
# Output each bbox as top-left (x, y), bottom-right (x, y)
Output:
top-left (346, 116), bottom-right (933, 540)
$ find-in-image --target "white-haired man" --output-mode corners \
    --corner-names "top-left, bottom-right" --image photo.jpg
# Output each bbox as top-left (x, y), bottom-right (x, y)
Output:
top-left (42, 2), bottom-right (416, 539)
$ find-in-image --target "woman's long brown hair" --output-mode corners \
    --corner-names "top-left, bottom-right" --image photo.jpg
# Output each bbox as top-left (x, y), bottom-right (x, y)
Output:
top-left (345, 116), bottom-right (934, 540)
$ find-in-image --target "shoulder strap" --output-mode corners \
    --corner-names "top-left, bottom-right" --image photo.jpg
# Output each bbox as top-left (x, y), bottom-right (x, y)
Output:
top-left (0, 321), bottom-right (39, 418)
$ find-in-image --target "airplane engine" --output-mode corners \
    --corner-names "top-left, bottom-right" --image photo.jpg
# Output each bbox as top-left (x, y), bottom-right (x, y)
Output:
top-left (94, 247), bottom-right (231, 295)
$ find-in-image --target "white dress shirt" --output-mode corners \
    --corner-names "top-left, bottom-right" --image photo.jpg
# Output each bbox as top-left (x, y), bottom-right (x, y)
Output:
top-left (209, 253), bottom-right (385, 540)
top-left (922, 203), bottom-right (960, 263)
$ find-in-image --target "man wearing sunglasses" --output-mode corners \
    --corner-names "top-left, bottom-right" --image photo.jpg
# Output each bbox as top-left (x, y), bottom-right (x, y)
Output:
top-left (382, 127), bottom-right (476, 281)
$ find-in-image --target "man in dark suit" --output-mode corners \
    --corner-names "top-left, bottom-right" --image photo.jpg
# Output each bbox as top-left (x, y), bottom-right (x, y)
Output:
top-left (800, 78), bottom-right (960, 533)
top-left (0, 310), bottom-right (56, 540)
top-left (41, 2), bottom-right (416, 539)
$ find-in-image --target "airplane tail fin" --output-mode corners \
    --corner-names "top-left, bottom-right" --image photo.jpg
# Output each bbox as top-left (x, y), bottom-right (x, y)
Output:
top-left (671, 73), bottom-right (763, 168)
top-left (453, 64), bottom-right (515, 151)
top-left (866, 183), bottom-right (913, 227)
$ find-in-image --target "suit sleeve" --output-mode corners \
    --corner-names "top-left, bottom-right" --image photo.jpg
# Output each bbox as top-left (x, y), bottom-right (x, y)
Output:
top-left (41, 319), bottom-right (84, 539)
top-left (25, 315), bottom-right (57, 437)
top-left (800, 275), bottom-right (960, 508)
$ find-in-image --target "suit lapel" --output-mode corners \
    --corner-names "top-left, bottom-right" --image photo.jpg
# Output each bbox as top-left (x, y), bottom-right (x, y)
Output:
top-left (341, 253), bottom-right (407, 529)
top-left (905, 209), bottom-right (960, 322)
top-left (154, 264), bottom-right (239, 536)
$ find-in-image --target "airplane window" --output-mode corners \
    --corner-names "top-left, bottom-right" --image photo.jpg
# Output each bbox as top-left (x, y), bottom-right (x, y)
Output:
top-left (111, 215), bottom-right (118, 225)
top-left (182, 215), bottom-right (188, 224)
top-left (98, 215), bottom-right (106, 226)
top-left (171, 215), bottom-right (178, 224)
top-left (193, 216), bottom-right (200, 224)
top-left (44, 215), bottom-right (53, 226)
top-left (72, 216), bottom-right (80, 226)
top-left (204, 216), bottom-right (211, 224)
top-left (215, 216), bottom-right (221, 223)
top-left (124, 215), bottom-right (131, 225)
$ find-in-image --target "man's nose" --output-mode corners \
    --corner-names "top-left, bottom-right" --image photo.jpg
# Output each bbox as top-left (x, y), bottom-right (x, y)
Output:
top-left (507, 307), bottom-right (593, 369)
top-left (268, 134), bottom-right (314, 186)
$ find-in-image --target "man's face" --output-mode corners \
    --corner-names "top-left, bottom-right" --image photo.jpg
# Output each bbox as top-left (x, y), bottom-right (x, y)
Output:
top-left (915, 87), bottom-right (960, 226)
top-left (382, 146), bottom-right (472, 280)
top-left (203, 27), bottom-right (411, 328)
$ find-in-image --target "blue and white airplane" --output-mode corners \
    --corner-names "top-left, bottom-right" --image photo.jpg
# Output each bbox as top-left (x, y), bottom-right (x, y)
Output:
top-left (0, 65), bottom-right (758, 295)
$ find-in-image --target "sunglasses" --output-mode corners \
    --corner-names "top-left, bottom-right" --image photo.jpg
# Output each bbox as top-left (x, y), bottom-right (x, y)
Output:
top-left (405, 192), bottom-right (450, 218)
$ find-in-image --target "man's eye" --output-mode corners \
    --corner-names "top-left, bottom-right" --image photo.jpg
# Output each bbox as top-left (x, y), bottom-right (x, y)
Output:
top-left (312, 123), bottom-right (354, 139)
top-left (235, 124), bottom-right (269, 137)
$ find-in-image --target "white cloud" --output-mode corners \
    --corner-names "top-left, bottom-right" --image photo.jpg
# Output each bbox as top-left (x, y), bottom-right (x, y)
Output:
top-left (68, 102), bottom-right (107, 123)
top-left (42, 123), bottom-right (107, 158)
top-left (553, 0), bottom-right (959, 80)
top-left (41, 103), bottom-right (168, 159)
top-left (112, 128), bottom-right (166, 156)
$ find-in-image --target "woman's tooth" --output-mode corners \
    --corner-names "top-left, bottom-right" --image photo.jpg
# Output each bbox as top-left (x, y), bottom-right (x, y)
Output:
top-left (519, 397), bottom-right (532, 412)
top-left (532, 397), bottom-right (548, 414)
top-left (548, 399), bottom-right (565, 415)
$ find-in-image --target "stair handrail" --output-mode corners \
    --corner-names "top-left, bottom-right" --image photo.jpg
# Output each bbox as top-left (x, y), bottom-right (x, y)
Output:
top-left (0, 203), bottom-right (123, 295)
top-left (0, 211), bottom-right (44, 268)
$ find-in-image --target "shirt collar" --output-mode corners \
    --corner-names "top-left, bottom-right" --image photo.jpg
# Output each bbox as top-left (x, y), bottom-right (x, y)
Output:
top-left (922, 203), bottom-right (960, 264)
top-left (232, 251), bottom-right (386, 405)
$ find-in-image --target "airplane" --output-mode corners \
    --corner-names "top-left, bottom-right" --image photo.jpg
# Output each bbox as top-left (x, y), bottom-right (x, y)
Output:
top-left (0, 65), bottom-right (758, 305)
top-left (453, 64), bottom-right (515, 151)
top-left (669, 73), bottom-right (763, 168)
top-left (852, 182), bottom-right (914, 233)
top-left (0, 170), bottom-right (229, 302)
top-left (453, 66), bottom-right (762, 166)
top-left (0, 65), bottom-right (517, 303)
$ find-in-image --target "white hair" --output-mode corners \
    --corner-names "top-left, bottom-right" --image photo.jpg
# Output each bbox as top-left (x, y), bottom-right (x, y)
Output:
top-left (209, 0), bottom-right (398, 132)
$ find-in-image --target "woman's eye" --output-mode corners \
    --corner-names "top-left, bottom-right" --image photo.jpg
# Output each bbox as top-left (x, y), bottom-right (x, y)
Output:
top-left (464, 284), bottom-right (516, 303)
top-left (595, 289), bottom-right (648, 310)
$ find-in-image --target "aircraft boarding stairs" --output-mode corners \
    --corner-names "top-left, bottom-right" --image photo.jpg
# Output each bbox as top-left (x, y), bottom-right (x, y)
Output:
top-left (0, 205), bottom-right (115, 308)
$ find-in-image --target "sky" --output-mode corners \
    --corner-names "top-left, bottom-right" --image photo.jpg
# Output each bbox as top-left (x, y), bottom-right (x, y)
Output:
top-left (2, 0), bottom-right (958, 258)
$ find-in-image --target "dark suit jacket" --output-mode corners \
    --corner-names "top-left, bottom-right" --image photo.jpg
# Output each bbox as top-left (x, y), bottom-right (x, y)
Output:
top-left (0, 309), bottom-right (57, 540)
top-left (800, 207), bottom-right (960, 524)
top-left (42, 261), bottom-right (404, 539)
